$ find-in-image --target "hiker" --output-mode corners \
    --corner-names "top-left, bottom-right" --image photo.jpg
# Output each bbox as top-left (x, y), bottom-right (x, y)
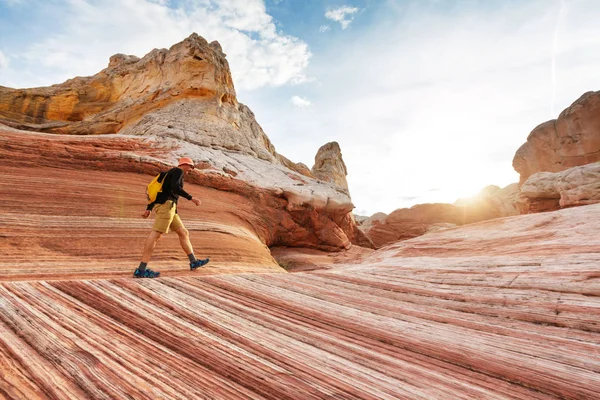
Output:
top-left (134, 157), bottom-right (209, 278)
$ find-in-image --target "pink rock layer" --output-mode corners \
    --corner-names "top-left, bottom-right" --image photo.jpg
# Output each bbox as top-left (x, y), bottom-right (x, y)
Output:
top-left (1, 198), bottom-right (599, 398)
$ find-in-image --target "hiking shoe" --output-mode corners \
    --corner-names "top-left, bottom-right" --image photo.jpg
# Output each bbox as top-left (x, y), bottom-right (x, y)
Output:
top-left (133, 268), bottom-right (160, 278)
top-left (190, 258), bottom-right (210, 270)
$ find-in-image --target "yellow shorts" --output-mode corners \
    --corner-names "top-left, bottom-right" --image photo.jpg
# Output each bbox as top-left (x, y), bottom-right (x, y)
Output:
top-left (152, 200), bottom-right (184, 234)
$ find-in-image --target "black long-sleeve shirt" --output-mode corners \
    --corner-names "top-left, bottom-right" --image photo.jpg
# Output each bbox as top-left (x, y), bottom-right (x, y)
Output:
top-left (146, 167), bottom-right (192, 211)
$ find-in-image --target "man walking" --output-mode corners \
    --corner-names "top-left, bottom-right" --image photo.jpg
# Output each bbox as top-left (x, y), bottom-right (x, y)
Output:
top-left (134, 157), bottom-right (209, 278)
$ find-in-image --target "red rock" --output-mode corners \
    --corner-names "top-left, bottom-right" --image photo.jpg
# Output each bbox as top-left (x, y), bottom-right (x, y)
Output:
top-left (365, 203), bottom-right (462, 248)
top-left (270, 245), bottom-right (373, 272)
top-left (513, 90), bottom-right (600, 185)
top-left (0, 125), bottom-right (368, 276)
top-left (454, 183), bottom-right (519, 218)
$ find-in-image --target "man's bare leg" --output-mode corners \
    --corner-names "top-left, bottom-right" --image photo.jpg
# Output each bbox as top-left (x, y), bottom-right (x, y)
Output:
top-left (175, 227), bottom-right (194, 255)
top-left (175, 227), bottom-right (209, 269)
top-left (141, 230), bottom-right (163, 263)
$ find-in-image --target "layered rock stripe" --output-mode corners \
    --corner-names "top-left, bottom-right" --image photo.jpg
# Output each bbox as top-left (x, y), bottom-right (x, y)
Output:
top-left (0, 125), bottom-right (369, 256)
top-left (0, 128), bottom-right (285, 280)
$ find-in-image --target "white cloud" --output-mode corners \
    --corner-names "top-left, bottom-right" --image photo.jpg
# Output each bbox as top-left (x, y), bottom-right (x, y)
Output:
top-left (319, 25), bottom-right (330, 33)
top-left (0, 0), bottom-right (311, 90)
top-left (325, 6), bottom-right (359, 29)
top-left (291, 95), bottom-right (311, 108)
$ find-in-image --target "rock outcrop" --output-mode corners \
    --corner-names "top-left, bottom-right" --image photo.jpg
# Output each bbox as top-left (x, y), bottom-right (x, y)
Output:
top-left (311, 142), bottom-right (349, 194)
top-left (513, 90), bottom-right (600, 185)
top-left (0, 125), bottom-right (368, 260)
top-left (0, 33), bottom-right (371, 252)
top-left (0, 33), bottom-right (236, 135)
top-left (517, 161), bottom-right (600, 213)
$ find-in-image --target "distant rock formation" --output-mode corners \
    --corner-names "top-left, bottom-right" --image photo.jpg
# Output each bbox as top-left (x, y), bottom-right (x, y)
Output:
top-left (454, 184), bottom-right (519, 218)
top-left (355, 212), bottom-right (388, 231)
top-left (517, 161), bottom-right (600, 213)
top-left (362, 184), bottom-right (519, 248)
top-left (364, 203), bottom-right (462, 248)
top-left (513, 91), bottom-right (600, 185)
top-left (311, 142), bottom-right (349, 194)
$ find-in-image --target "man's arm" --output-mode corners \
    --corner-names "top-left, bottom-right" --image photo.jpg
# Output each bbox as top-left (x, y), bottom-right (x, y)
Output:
top-left (171, 168), bottom-right (193, 200)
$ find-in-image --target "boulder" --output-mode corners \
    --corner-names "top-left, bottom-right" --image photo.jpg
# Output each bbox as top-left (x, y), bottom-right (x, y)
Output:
top-left (513, 91), bottom-right (600, 185)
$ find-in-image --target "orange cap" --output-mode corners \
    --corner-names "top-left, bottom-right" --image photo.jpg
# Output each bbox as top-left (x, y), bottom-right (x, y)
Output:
top-left (178, 157), bottom-right (195, 167)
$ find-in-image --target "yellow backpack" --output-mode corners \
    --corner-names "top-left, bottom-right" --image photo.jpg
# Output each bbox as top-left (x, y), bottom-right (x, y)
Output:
top-left (146, 171), bottom-right (170, 204)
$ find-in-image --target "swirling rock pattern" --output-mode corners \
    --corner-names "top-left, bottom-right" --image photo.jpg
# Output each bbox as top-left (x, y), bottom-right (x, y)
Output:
top-left (1, 197), bottom-right (599, 398)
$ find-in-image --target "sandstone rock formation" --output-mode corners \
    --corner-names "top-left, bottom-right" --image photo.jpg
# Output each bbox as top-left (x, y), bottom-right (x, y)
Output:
top-left (0, 33), bottom-right (236, 135)
top-left (513, 90), bottom-right (600, 185)
top-left (1, 202), bottom-right (598, 399)
top-left (311, 141), bottom-right (349, 194)
top-left (517, 161), bottom-right (600, 213)
top-left (0, 33), bottom-right (371, 252)
top-left (0, 33), bottom-right (310, 175)
top-left (362, 184), bottom-right (519, 248)
top-left (270, 245), bottom-right (373, 272)
top-left (0, 125), bottom-right (371, 263)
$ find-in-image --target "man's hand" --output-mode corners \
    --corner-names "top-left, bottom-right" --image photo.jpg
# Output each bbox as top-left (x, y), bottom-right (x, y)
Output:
top-left (192, 198), bottom-right (202, 206)
top-left (141, 210), bottom-right (151, 219)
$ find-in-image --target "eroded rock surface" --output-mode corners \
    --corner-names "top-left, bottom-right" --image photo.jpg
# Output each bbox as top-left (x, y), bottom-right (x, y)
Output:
top-left (517, 161), bottom-right (600, 213)
top-left (0, 129), bottom-right (364, 266)
top-left (1, 203), bottom-right (598, 399)
top-left (0, 33), bottom-right (312, 180)
top-left (513, 90), bottom-right (600, 185)
top-left (311, 141), bottom-right (349, 194)
top-left (0, 33), bottom-right (235, 135)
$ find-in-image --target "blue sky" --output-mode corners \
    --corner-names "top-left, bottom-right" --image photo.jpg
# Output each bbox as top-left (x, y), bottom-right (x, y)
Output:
top-left (1, 0), bottom-right (600, 215)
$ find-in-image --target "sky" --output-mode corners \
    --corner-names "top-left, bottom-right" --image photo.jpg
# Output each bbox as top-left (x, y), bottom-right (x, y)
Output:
top-left (1, 0), bottom-right (600, 216)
